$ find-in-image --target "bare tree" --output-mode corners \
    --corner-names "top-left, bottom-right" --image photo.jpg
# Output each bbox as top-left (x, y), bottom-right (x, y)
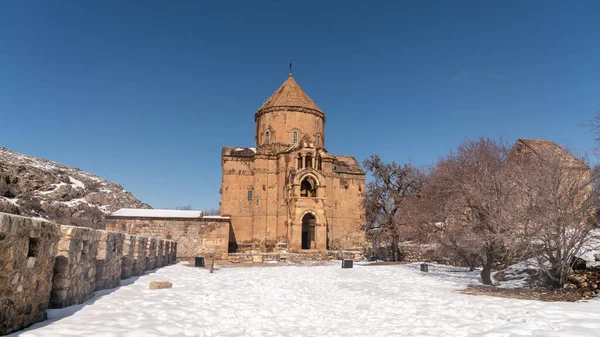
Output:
top-left (513, 147), bottom-right (599, 287)
top-left (363, 155), bottom-right (422, 261)
top-left (176, 204), bottom-right (192, 210)
top-left (203, 208), bottom-right (221, 216)
top-left (419, 138), bottom-right (525, 285)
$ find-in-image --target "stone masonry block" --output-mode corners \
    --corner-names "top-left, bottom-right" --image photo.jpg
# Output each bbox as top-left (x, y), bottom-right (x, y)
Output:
top-left (0, 213), bottom-right (60, 335)
top-left (50, 225), bottom-right (100, 309)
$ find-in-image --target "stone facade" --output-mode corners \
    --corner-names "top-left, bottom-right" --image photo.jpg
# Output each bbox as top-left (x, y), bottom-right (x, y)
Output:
top-left (95, 231), bottom-right (125, 291)
top-left (0, 213), bottom-right (60, 335)
top-left (220, 73), bottom-right (366, 252)
top-left (132, 235), bottom-right (147, 276)
top-left (106, 217), bottom-right (230, 259)
top-left (50, 225), bottom-right (101, 309)
top-left (120, 234), bottom-right (136, 279)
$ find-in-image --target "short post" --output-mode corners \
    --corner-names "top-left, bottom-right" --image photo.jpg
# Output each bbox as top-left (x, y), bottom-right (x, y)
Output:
top-left (342, 259), bottom-right (353, 268)
top-left (194, 257), bottom-right (205, 267)
top-left (420, 263), bottom-right (429, 272)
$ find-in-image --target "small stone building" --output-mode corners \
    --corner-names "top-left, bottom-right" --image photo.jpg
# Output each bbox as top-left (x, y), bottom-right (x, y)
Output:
top-left (220, 71), bottom-right (366, 252)
top-left (105, 209), bottom-right (230, 259)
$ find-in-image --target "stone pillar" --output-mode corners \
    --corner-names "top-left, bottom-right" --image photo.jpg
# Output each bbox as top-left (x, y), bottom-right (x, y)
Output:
top-left (50, 225), bottom-right (100, 308)
top-left (164, 241), bottom-right (171, 265)
top-left (146, 237), bottom-right (157, 270)
top-left (121, 234), bottom-right (136, 279)
top-left (156, 239), bottom-right (164, 268)
top-left (132, 236), bottom-right (147, 276)
top-left (171, 241), bottom-right (177, 263)
top-left (0, 213), bottom-right (60, 335)
top-left (95, 231), bottom-right (125, 291)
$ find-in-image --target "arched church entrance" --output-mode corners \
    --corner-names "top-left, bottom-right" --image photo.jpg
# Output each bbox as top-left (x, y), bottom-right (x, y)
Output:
top-left (301, 213), bottom-right (316, 249)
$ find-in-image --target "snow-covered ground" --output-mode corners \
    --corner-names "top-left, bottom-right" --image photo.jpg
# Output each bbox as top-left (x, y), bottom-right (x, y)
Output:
top-left (11, 262), bottom-right (600, 337)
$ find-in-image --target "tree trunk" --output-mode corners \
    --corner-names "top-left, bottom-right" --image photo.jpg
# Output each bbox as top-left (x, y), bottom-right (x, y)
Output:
top-left (481, 255), bottom-right (494, 285)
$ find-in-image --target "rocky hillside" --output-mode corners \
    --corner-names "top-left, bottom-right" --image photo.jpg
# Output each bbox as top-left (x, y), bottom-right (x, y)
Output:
top-left (0, 146), bottom-right (151, 229)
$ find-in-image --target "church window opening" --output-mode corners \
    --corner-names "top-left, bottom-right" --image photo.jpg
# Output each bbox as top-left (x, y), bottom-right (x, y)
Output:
top-left (317, 134), bottom-right (321, 147)
top-left (265, 131), bottom-right (270, 145)
top-left (256, 197), bottom-right (260, 206)
top-left (247, 190), bottom-right (253, 202)
top-left (300, 176), bottom-right (317, 197)
top-left (297, 154), bottom-right (303, 169)
top-left (293, 131), bottom-right (298, 144)
top-left (305, 154), bottom-right (313, 169)
top-left (317, 155), bottom-right (322, 170)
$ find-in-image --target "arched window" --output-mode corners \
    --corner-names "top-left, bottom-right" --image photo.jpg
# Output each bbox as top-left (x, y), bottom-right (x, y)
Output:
top-left (265, 131), bottom-right (270, 145)
top-left (297, 154), bottom-right (303, 169)
top-left (293, 131), bottom-right (298, 144)
top-left (305, 154), bottom-right (313, 169)
top-left (317, 134), bottom-right (321, 147)
top-left (300, 176), bottom-right (317, 197)
top-left (247, 190), bottom-right (253, 202)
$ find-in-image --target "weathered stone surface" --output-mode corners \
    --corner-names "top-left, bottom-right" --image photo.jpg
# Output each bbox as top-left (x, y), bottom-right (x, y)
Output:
top-left (121, 234), bottom-right (135, 279)
top-left (156, 239), bottom-right (164, 268)
top-left (132, 236), bottom-right (147, 276)
top-left (149, 281), bottom-right (172, 289)
top-left (106, 218), bottom-right (227, 260)
top-left (252, 255), bottom-right (264, 263)
top-left (0, 213), bottom-right (60, 335)
top-left (50, 225), bottom-right (100, 309)
top-left (146, 237), bottom-right (157, 270)
top-left (95, 231), bottom-right (124, 291)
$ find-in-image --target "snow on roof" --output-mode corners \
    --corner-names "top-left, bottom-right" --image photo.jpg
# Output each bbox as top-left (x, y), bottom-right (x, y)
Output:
top-left (202, 215), bottom-right (231, 220)
top-left (110, 208), bottom-right (203, 219)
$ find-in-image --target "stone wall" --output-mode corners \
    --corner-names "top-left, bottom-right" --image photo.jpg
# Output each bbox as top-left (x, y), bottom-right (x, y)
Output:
top-left (0, 213), bottom-right (60, 335)
top-left (95, 231), bottom-right (125, 291)
top-left (1, 212), bottom-right (177, 335)
top-left (132, 236), bottom-right (147, 276)
top-left (121, 234), bottom-right (135, 279)
top-left (50, 225), bottom-right (101, 309)
top-left (105, 217), bottom-right (230, 260)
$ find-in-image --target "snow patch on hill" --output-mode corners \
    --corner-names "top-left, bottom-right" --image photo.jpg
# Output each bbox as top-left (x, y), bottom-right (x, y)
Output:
top-left (0, 146), bottom-right (151, 228)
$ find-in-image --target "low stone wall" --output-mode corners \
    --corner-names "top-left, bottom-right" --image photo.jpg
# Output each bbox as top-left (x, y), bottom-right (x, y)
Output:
top-left (121, 234), bottom-right (136, 279)
top-left (105, 217), bottom-right (230, 260)
top-left (95, 231), bottom-right (125, 291)
top-left (50, 225), bottom-right (101, 309)
top-left (0, 213), bottom-right (60, 335)
top-left (223, 250), bottom-right (365, 264)
top-left (147, 237), bottom-right (157, 270)
top-left (132, 236), bottom-right (147, 276)
top-left (1, 212), bottom-right (178, 335)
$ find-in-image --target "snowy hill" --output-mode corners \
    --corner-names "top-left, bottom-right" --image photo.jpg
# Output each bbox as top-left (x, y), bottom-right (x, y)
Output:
top-left (0, 146), bottom-right (151, 228)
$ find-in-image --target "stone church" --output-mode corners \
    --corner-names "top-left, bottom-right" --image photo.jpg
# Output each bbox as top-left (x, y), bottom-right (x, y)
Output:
top-left (220, 71), bottom-right (366, 252)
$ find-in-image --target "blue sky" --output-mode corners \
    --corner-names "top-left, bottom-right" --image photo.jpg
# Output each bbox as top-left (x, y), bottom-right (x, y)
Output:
top-left (1, 1), bottom-right (599, 210)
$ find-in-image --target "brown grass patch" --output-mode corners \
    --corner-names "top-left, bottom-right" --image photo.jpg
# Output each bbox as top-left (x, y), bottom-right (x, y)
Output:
top-left (460, 286), bottom-right (594, 302)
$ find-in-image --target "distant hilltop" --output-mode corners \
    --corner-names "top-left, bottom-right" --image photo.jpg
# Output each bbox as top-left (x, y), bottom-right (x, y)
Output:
top-left (0, 146), bottom-right (151, 229)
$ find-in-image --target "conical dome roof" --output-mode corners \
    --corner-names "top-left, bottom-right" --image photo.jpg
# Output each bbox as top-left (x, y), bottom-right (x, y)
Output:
top-left (256, 74), bottom-right (324, 118)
